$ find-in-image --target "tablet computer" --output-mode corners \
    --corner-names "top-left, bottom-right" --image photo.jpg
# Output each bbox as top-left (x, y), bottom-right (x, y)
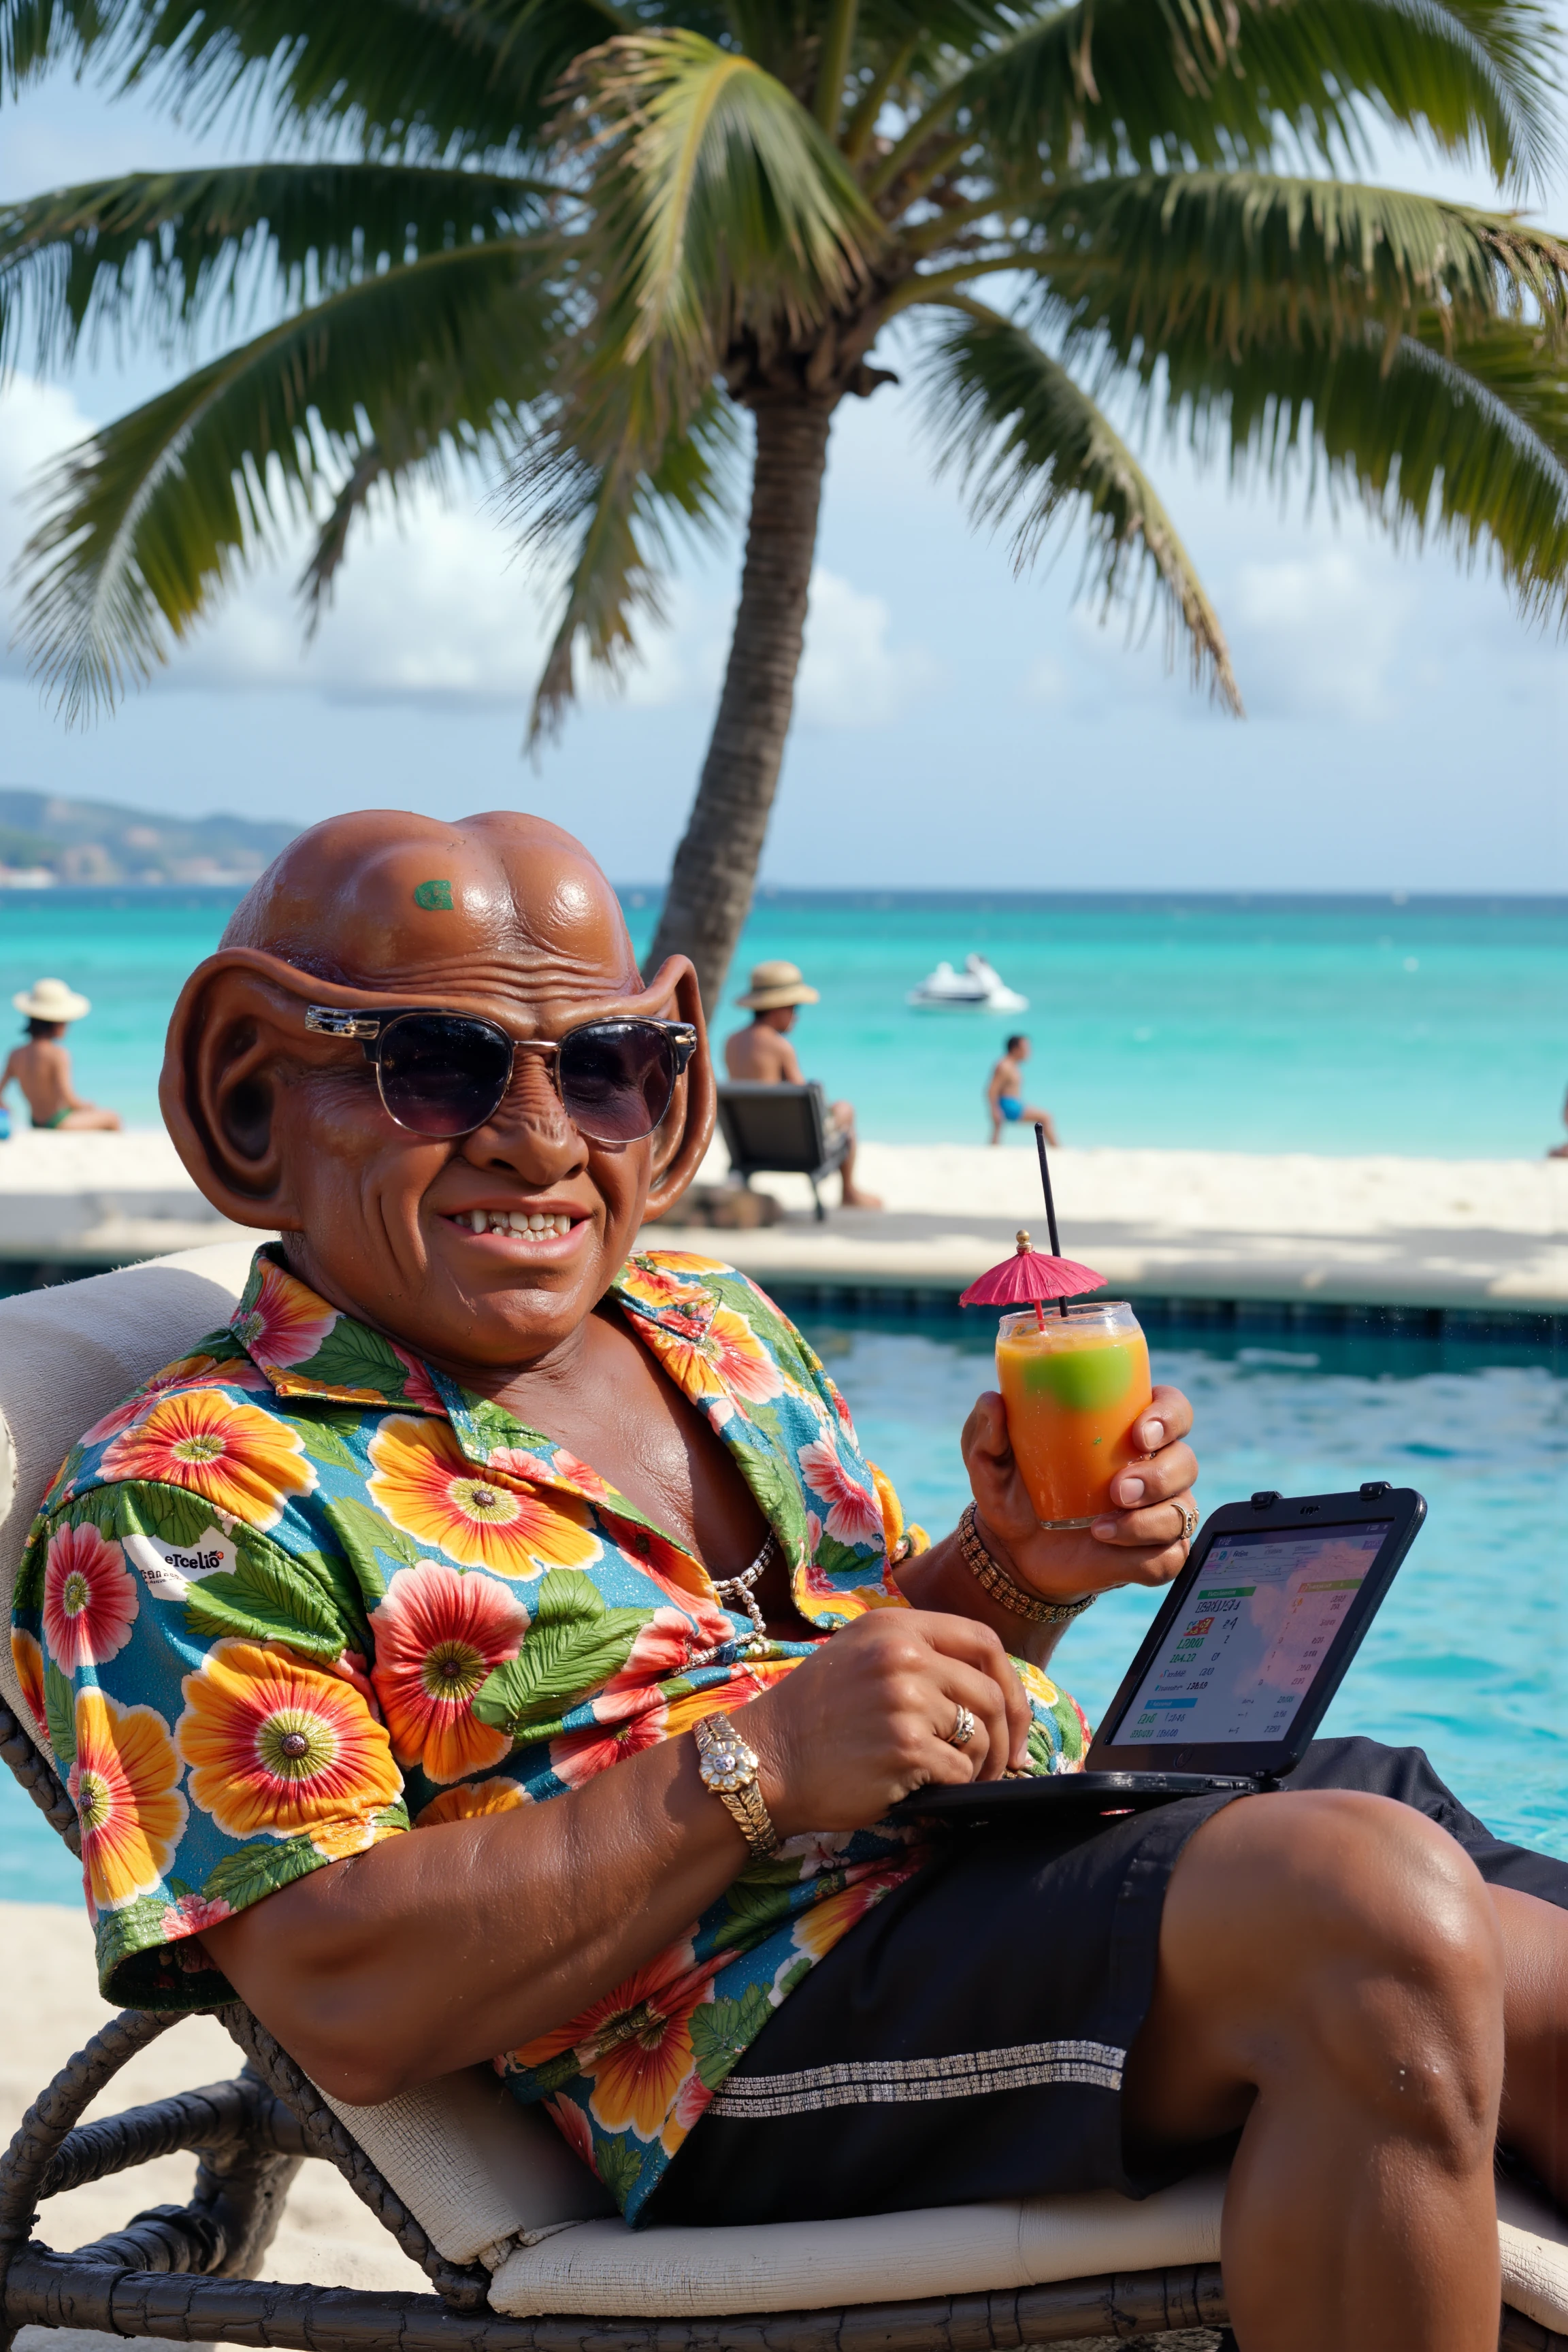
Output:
top-left (893, 1482), bottom-right (1424, 1827)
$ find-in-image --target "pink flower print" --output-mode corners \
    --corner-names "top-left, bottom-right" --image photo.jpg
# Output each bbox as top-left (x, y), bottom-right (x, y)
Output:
top-left (42, 1522), bottom-right (139, 1672)
top-left (781, 1827), bottom-right (853, 1878)
top-left (487, 1443), bottom-right (612, 1505)
top-left (368, 1561), bottom-right (527, 1784)
top-left (161, 1890), bottom-right (235, 1940)
top-left (80, 1354), bottom-right (263, 1445)
top-left (550, 1693), bottom-right (669, 1788)
top-left (543, 2095), bottom-right (598, 2173)
top-left (798, 1438), bottom-right (883, 1548)
top-left (390, 1346), bottom-right (444, 1412)
top-left (231, 1257), bottom-right (338, 1369)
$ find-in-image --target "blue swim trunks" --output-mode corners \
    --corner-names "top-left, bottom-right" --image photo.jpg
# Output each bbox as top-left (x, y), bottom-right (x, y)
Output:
top-left (998, 1096), bottom-right (1022, 1122)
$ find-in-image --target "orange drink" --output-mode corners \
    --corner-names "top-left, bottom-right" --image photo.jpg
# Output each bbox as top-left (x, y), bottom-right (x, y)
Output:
top-left (996, 1301), bottom-right (1152, 1529)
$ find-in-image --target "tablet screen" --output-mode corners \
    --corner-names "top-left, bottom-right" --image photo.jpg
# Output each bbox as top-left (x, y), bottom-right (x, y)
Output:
top-left (1114, 1520), bottom-right (1393, 1747)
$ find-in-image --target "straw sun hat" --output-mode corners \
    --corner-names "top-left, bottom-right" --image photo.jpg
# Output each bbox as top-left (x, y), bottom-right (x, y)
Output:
top-left (734, 959), bottom-right (821, 1011)
top-left (13, 977), bottom-right (91, 1024)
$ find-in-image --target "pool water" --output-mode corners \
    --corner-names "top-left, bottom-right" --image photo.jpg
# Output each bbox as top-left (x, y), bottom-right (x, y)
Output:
top-left (2, 1318), bottom-right (1563, 1901)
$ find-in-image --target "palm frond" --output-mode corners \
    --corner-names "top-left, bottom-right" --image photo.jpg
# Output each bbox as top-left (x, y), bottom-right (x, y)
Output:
top-left (1, 0), bottom-right (104, 91)
top-left (921, 298), bottom-right (1241, 707)
top-left (1157, 308), bottom-right (1568, 615)
top-left (0, 161), bottom-right (552, 374)
top-left (13, 237), bottom-right (556, 719)
top-left (949, 0), bottom-right (1562, 194)
top-left (521, 385), bottom-right (738, 742)
top-left (1025, 173), bottom-right (1568, 355)
top-left (557, 29), bottom-right (881, 408)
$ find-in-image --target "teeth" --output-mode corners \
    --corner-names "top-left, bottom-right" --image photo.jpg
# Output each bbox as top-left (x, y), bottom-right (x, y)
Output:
top-left (460, 1210), bottom-right (572, 1238)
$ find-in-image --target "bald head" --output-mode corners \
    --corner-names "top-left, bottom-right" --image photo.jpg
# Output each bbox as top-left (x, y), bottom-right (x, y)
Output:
top-left (223, 810), bottom-right (640, 999)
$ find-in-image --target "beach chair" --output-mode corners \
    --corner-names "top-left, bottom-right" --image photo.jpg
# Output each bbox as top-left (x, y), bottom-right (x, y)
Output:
top-left (715, 1083), bottom-right (849, 1220)
top-left (3, 1247), bottom-right (1567, 2352)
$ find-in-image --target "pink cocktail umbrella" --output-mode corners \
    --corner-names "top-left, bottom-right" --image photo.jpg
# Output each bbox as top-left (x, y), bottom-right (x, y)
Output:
top-left (959, 1125), bottom-right (1103, 1327)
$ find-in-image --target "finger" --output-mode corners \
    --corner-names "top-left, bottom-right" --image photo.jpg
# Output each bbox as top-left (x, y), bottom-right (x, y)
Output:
top-left (907, 1609), bottom-right (1032, 1765)
top-left (928, 1654), bottom-right (1015, 1782)
top-left (1092, 1492), bottom-right (1199, 1550)
top-left (1135, 1384), bottom-right (1192, 1452)
top-left (961, 1390), bottom-right (1012, 1467)
top-left (1107, 1443), bottom-right (1198, 1512)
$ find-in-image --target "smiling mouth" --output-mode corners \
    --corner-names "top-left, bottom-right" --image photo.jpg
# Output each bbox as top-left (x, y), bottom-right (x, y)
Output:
top-left (446, 1209), bottom-right (576, 1239)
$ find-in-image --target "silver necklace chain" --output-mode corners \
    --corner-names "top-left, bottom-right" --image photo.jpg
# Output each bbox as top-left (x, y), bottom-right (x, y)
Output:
top-left (687, 1529), bottom-right (775, 1666)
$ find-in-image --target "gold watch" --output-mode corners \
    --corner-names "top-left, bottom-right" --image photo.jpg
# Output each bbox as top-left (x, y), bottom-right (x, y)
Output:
top-left (693, 1714), bottom-right (780, 1859)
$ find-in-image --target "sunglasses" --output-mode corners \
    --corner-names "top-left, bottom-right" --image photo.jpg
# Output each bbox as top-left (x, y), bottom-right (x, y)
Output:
top-left (304, 1005), bottom-right (698, 1143)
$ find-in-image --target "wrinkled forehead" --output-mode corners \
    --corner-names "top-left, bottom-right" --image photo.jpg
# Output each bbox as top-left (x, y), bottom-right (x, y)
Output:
top-left (226, 811), bottom-right (640, 1010)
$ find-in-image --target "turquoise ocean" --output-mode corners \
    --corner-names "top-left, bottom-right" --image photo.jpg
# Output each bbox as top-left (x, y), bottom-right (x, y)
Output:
top-left (0, 885), bottom-right (1563, 1152)
top-left (2, 886), bottom-right (1565, 1901)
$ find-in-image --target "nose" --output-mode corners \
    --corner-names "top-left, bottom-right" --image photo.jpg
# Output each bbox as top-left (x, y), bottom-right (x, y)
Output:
top-left (459, 1051), bottom-right (586, 1184)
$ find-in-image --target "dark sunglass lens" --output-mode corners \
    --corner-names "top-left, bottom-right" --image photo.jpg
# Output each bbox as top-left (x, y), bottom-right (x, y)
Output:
top-left (559, 1022), bottom-right (676, 1142)
top-left (376, 1014), bottom-right (512, 1137)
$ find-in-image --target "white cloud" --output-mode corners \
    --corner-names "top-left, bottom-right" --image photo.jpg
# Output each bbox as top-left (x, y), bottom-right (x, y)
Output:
top-left (1230, 546), bottom-right (1412, 722)
top-left (795, 567), bottom-right (936, 726)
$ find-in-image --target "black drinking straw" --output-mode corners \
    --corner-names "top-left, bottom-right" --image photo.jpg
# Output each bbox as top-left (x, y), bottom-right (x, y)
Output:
top-left (1034, 1122), bottom-right (1068, 1318)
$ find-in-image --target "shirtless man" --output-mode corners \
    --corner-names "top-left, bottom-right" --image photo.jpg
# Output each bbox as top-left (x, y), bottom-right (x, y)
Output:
top-left (723, 959), bottom-right (881, 1207)
top-left (17, 811), bottom-right (1568, 2352)
top-left (985, 1034), bottom-right (1058, 1148)
top-left (1, 978), bottom-right (121, 1130)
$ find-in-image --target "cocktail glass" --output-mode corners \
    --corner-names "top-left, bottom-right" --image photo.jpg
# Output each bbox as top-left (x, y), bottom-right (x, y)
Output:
top-left (996, 1300), bottom-right (1153, 1529)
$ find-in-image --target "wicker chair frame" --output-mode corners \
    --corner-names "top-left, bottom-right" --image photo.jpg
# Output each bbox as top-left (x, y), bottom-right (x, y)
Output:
top-left (2, 1695), bottom-right (1561, 2352)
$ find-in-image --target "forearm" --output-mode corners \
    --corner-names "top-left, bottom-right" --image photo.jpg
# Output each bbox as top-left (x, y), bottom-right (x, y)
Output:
top-left (895, 1530), bottom-right (1071, 1671)
top-left (203, 1731), bottom-right (749, 2104)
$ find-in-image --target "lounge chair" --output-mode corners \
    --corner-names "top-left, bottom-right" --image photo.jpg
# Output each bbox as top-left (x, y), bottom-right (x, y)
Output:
top-left (715, 1083), bottom-right (849, 1221)
top-left (2, 1244), bottom-right (1566, 2352)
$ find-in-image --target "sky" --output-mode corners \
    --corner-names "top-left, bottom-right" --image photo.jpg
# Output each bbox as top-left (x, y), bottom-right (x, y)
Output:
top-left (1, 65), bottom-right (1567, 893)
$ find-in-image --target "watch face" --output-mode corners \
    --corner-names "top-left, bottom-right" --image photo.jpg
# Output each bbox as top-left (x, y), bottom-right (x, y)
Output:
top-left (701, 1731), bottom-right (753, 1791)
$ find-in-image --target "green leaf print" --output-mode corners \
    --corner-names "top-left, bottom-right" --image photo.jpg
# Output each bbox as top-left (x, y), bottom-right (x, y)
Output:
top-left (471, 1571), bottom-right (646, 1737)
top-left (464, 1397), bottom-right (533, 1454)
top-left (44, 1661), bottom-right (75, 1766)
top-left (182, 1530), bottom-right (346, 1657)
top-left (133, 1484), bottom-right (230, 1551)
top-left (294, 1319), bottom-right (405, 1398)
top-left (12, 1525), bottom-right (45, 1612)
top-left (593, 2134), bottom-right (643, 2208)
top-left (689, 1984), bottom-right (773, 2089)
top-left (201, 1838), bottom-right (318, 1910)
top-left (721, 1859), bottom-right (835, 1933)
top-left (293, 1414), bottom-right (361, 1473)
top-left (322, 1494), bottom-right (421, 1600)
top-left (527, 2049), bottom-right (586, 2098)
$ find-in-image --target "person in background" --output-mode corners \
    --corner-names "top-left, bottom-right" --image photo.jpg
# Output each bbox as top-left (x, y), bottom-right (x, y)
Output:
top-left (724, 958), bottom-right (881, 1208)
top-left (986, 1034), bottom-right (1058, 1148)
top-left (1, 978), bottom-right (122, 1131)
top-left (1550, 1086), bottom-right (1568, 1158)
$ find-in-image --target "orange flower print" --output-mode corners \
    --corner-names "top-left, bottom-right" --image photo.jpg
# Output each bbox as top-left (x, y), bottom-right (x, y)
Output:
top-left (416, 1777), bottom-right (529, 1828)
top-left (798, 1436), bottom-right (883, 1548)
top-left (69, 1688), bottom-right (187, 1917)
top-left (231, 1256), bottom-right (338, 1369)
top-left (488, 1443), bottom-right (612, 1506)
top-left (791, 1869), bottom-right (898, 1961)
top-left (177, 1639), bottom-right (401, 1842)
top-left (653, 1307), bottom-right (783, 1407)
top-left (549, 1694), bottom-right (668, 1788)
top-left (635, 1252), bottom-right (727, 1279)
top-left (81, 1354), bottom-right (265, 1445)
top-left (367, 1416), bottom-right (600, 1578)
top-left (369, 1561), bottom-right (527, 1783)
top-left (542, 2094), bottom-right (598, 2173)
top-left (101, 1390), bottom-right (315, 1529)
top-left (10, 1628), bottom-right (47, 1743)
top-left (516, 1944), bottom-right (732, 2142)
top-left (42, 1521), bottom-right (138, 1672)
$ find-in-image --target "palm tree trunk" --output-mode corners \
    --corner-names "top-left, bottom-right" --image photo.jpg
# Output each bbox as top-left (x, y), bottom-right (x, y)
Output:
top-left (644, 393), bottom-right (834, 1013)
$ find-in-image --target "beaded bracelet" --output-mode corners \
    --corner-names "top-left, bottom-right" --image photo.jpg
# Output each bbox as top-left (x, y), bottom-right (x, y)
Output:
top-left (958, 1503), bottom-right (1097, 1626)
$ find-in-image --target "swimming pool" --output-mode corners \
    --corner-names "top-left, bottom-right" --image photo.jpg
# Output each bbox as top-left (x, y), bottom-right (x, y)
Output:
top-left (3, 1316), bottom-right (1562, 1900)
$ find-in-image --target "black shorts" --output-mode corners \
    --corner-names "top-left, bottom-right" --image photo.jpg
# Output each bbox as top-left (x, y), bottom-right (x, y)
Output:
top-left (651, 1739), bottom-right (1568, 2228)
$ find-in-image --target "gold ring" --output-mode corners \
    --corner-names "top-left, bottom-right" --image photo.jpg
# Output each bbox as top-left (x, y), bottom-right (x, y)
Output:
top-left (1178, 1505), bottom-right (1198, 1544)
top-left (947, 1704), bottom-right (977, 1748)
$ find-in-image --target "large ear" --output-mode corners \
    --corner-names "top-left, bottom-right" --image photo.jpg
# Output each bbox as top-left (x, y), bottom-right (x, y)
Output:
top-left (160, 948), bottom-right (346, 1230)
top-left (641, 955), bottom-right (716, 1221)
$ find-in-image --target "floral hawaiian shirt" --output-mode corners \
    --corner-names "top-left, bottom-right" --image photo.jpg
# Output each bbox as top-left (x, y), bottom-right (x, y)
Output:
top-left (10, 1244), bottom-right (1089, 2222)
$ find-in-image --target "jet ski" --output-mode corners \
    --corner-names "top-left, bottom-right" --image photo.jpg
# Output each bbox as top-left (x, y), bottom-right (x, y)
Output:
top-left (906, 954), bottom-right (1028, 1013)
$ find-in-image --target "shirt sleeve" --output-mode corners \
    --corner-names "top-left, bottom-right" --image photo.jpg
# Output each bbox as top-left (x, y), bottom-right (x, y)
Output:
top-left (10, 1480), bottom-right (408, 2012)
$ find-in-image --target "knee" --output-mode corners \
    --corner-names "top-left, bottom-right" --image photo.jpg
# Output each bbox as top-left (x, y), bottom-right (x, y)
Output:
top-left (1211, 1793), bottom-right (1505, 2151)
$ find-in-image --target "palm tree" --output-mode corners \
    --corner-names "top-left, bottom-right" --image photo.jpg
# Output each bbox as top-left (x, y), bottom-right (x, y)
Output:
top-left (4, 0), bottom-right (1568, 1007)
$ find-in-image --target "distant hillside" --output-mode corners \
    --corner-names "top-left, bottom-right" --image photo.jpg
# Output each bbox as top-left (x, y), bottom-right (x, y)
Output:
top-left (0, 789), bottom-right (297, 886)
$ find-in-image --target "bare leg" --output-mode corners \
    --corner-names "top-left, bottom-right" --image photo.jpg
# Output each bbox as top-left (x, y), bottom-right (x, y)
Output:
top-left (829, 1104), bottom-right (881, 1208)
top-left (1493, 1885), bottom-right (1568, 2204)
top-left (60, 1107), bottom-right (122, 1130)
top-left (1123, 1789), bottom-right (1506, 2352)
top-left (1026, 1106), bottom-right (1059, 1147)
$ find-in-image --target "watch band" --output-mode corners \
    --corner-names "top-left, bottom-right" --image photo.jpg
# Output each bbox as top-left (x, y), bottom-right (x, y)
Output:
top-left (693, 1714), bottom-right (781, 1859)
top-left (958, 1503), bottom-right (1097, 1626)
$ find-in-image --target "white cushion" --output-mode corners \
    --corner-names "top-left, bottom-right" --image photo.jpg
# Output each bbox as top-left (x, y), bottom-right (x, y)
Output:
top-left (322, 2068), bottom-right (612, 2268)
top-left (490, 2173), bottom-right (1568, 2324)
top-left (0, 1238), bottom-right (261, 1758)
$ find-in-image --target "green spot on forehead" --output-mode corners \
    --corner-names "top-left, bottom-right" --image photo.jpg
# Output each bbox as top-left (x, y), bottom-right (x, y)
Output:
top-left (413, 879), bottom-right (455, 911)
